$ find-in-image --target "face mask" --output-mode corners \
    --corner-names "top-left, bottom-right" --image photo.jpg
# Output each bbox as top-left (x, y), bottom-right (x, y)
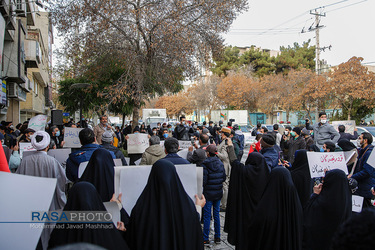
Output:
top-left (320, 119), bottom-right (327, 124)
top-left (157, 126), bottom-right (160, 128)
top-left (182, 121), bottom-right (186, 125)
top-left (55, 131), bottom-right (60, 137)
top-left (320, 147), bottom-right (325, 152)
top-left (290, 131), bottom-right (296, 137)
top-left (163, 133), bottom-right (168, 138)
top-left (284, 131), bottom-right (289, 135)
top-left (10, 125), bottom-right (14, 130)
top-left (168, 128), bottom-right (172, 132)
top-left (311, 132), bottom-right (314, 136)
top-left (153, 131), bottom-right (157, 134)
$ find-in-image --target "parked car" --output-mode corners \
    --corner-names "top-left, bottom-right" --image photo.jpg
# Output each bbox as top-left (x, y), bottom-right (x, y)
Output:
top-left (239, 125), bottom-right (255, 147)
top-left (354, 126), bottom-right (375, 145)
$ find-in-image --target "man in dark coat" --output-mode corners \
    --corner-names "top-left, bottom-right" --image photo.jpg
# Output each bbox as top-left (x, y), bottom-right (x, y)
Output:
top-left (338, 125), bottom-right (358, 142)
top-left (101, 131), bottom-right (128, 165)
top-left (174, 116), bottom-right (190, 141)
top-left (285, 127), bottom-right (307, 165)
top-left (163, 137), bottom-right (190, 165)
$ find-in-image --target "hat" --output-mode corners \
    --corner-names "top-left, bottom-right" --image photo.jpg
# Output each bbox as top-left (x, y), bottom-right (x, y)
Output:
top-left (220, 127), bottom-right (231, 134)
top-left (202, 128), bottom-right (209, 134)
top-left (301, 128), bottom-right (310, 135)
top-left (206, 144), bottom-right (217, 154)
top-left (101, 131), bottom-right (113, 143)
top-left (260, 134), bottom-right (276, 148)
top-left (292, 127), bottom-right (302, 135)
top-left (31, 131), bottom-right (50, 151)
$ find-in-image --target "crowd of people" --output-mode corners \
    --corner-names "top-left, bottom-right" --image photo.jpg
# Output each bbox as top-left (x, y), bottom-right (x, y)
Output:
top-left (1, 112), bottom-right (375, 250)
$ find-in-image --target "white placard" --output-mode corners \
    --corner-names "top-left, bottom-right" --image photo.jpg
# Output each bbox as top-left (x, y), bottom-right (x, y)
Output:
top-left (120, 164), bottom-right (197, 213)
top-left (160, 140), bottom-right (165, 147)
top-left (179, 140), bottom-right (192, 149)
top-left (103, 201), bottom-right (120, 226)
top-left (343, 151), bottom-right (356, 165)
top-left (127, 134), bottom-right (149, 154)
top-left (28, 115), bottom-right (47, 131)
top-left (19, 142), bottom-right (36, 159)
top-left (63, 128), bottom-right (83, 148)
top-left (47, 148), bottom-right (71, 165)
top-left (124, 157), bottom-right (130, 165)
top-left (114, 159), bottom-right (123, 166)
top-left (0, 172), bottom-right (57, 250)
top-left (78, 161), bottom-right (89, 178)
top-left (352, 195), bottom-right (364, 213)
top-left (366, 148), bottom-right (375, 169)
top-left (177, 148), bottom-right (189, 159)
top-left (307, 152), bottom-right (348, 178)
top-left (114, 166), bottom-right (127, 196)
top-left (332, 120), bottom-right (356, 135)
top-left (134, 158), bottom-right (141, 166)
top-left (196, 166), bottom-right (203, 196)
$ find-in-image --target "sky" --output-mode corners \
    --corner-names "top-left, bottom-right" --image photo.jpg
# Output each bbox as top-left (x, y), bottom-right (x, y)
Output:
top-left (222, 0), bottom-right (375, 67)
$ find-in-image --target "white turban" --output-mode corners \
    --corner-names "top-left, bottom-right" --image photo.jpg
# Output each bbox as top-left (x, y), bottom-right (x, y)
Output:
top-left (31, 131), bottom-right (51, 151)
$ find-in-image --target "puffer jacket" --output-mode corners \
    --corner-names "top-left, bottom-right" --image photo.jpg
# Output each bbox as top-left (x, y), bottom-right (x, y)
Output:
top-left (140, 144), bottom-right (166, 165)
top-left (202, 156), bottom-right (226, 201)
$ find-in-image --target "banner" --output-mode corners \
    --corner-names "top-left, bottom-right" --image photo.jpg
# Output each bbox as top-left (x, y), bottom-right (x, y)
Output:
top-left (307, 152), bottom-right (348, 178)
top-left (47, 148), bottom-right (71, 165)
top-left (352, 195), bottom-right (364, 213)
top-left (0, 172), bottom-right (57, 250)
top-left (19, 142), bottom-right (36, 159)
top-left (178, 140), bottom-right (192, 149)
top-left (28, 115), bottom-right (48, 131)
top-left (63, 127), bottom-right (83, 148)
top-left (127, 134), bottom-right (149, 154)
top-left (332, 120), bottom-right (356, 135)
top-left (119, 164), bottom-right (197, 213)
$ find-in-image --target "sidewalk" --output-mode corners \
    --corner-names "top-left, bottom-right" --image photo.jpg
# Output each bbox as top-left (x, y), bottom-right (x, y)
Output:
top-left (203, 212), bottom-right (234, 250)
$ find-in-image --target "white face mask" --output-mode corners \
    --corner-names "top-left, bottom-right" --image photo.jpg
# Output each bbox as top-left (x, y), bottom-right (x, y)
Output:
top-left (357, 139), bottom-right (363, 148)
top-left (284, 131), bottom-right (289, 135)
top-left (320, 119), bottom-right (327, 124)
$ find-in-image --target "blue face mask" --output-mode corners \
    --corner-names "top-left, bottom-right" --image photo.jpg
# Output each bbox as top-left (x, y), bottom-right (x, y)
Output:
top-left (55, 131), bottom-right (60, 137)
top-left (163, 133), bottom-right (168, 138)
top-left (320, 147), bottom-right (325, 152)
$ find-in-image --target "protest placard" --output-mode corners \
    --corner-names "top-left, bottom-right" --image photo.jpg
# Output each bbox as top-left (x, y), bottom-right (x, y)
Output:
top-left (196, 166), bottom-right (203, 196)
top-left (103, 201), bottom-right (121, 225)
top-left (19, 142), bottom-right (36, 159)
top-left (352, 195), bottom-right (364, 213)
top-left (0, 172), bottom-right (57, 250)
top-left (307, 152), bottom-right (348, 178)
top-left (366, 149), bottom-right (375, 169)
top-left (127, 134), bottom-right (149, 154)
top-left (179, 140), bottom-right (192, 149)
top-left (47, 148), bottom-right (71, 165)
top-left (63, 127), bottom-right (83, 148)
top-left (119, 164), bottom-right (197, 213)
top-left (343, 151), bottom-right (356, 165)
top-left (332, 120), bottom-right (356, 135)
top-left (28, 115), bottom-right (47, 131)
top-left (177, 148), bottom-right (189, 159)
top-left (78, 161), bottom-right (89, 178)
top-left (114, 159), bottom-right (123, 166)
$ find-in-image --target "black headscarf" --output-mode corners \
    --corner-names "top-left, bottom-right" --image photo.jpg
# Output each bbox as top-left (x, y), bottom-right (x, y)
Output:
top-left (303, 169), bottom-right (352, 250)
top-left (48, 182), bottom-right (129, 250)
top-left (338, 139), bottom-right (356, 151)
top-left (126, 159), bottom-right (203, 250)
top-left (80, 149), bottom-right (115, 202)
top-left (224, 152), bottom-right (270, 248)
top-left (290, 150), bottom-right (313, 208)
top-left (246, 167), bottom-right (303, 250)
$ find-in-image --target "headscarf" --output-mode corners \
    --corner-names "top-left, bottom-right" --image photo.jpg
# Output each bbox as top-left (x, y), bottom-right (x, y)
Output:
top-left (224, 152), bottom-right (270, 249)
top-left (246, 167), bottom-right (303, 250)
top-left (31, 131), bottom-right (50, 150)
top-left (338, 139), bottom-right (356, 151)
top-left (303, 169), bottom-right (352, 250)
top-left (290, 150), bottom-right (313, 208)
top-left (126, 159), bottom-right (203, 250)
top-left (80, 149), bottom-right (115, 202)
top-left (48, 182), bottom-right (129, 250)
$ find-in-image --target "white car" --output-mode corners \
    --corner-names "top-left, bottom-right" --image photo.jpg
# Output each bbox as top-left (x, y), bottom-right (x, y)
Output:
top-left (239, 126), bottom-right (256, 146)
top-left (353, 126), bottom-right (375, 145)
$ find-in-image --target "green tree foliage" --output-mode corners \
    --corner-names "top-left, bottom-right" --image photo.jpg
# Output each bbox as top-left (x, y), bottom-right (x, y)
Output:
top-left (238, 47), bottom-right (276, 77)
top-left (332, 99), bottom-right (374, 124)
top-left (211, 46), bottom-right (241, 76)
top-left (275, 40), bottom-right (315, 74)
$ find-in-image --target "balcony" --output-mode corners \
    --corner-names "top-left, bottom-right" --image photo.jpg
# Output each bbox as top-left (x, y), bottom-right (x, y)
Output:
top-left (26, 0), bottom-right (35, 26)
top-left (32, 67), bottom-right (48, 87)
top-left (25, 39), bottom-right (41, 68)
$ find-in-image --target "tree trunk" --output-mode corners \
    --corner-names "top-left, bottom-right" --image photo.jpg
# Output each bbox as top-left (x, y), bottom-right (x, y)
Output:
top-left (121, 113), bottom-right (126, 130)
top-left (286, 110), bottom-right (290, 123)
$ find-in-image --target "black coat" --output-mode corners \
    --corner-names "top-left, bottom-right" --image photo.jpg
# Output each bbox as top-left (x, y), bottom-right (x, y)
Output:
top-left (224, 152), bottom-right (270, 249)
top-left (202, 156), bottom-right (226, 201)
top-left (48, 182), bottom-right (129, 250)
top-left (303, 169), bottom-right (352, 250)
top-left (126, 159), bottom-right (203, 250)
top-left (286, 136), bottom-right (307, 164)
top-left (174, 125), bottom-right (190, 141)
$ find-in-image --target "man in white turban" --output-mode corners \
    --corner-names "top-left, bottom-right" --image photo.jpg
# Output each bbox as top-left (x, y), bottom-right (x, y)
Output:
top-left (17, 131), bottom-right (67, 250)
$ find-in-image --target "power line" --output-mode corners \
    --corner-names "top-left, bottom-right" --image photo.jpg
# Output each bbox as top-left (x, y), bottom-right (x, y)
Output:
top-left (326, 0), bottom-right (368, 13)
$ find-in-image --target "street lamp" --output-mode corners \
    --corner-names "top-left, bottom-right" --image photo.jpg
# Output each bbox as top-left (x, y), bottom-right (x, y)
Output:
top-left (70, 83), bottom-right (90, 127)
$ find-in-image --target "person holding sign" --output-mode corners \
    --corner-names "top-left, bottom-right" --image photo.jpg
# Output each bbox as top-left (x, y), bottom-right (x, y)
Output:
top-left (126, 159), bottom-right (205, 250)
top-left (349, 132), bottom-right (375, 207)
top-left (303, 169), bottom-right (351, 250)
